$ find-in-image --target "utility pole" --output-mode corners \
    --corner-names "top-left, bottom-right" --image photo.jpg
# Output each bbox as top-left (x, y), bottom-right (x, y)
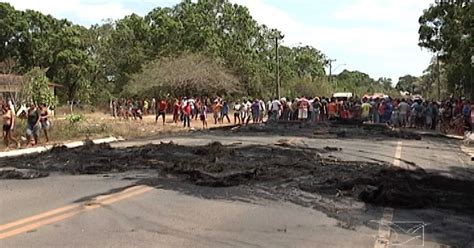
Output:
top-left (272, 30), bottom-right (284, 99)
top-left (437, 53), bottom-right (441, 100)
top-left (327, 59), bottom-right (336, 84)
top-left (276, 36), bottom-right (280, 99)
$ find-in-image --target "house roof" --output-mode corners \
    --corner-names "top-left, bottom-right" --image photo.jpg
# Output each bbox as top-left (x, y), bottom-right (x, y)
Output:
top-left (0, 74), bottom-right (63, 88)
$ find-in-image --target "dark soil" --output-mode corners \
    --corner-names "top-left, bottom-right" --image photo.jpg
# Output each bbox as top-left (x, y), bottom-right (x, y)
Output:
top-left (1, 141), bottom-right (474, 214)
top-left (0, 167), bottom-right (49, 179)
top-left (233, 122), bottom-right (422, 140)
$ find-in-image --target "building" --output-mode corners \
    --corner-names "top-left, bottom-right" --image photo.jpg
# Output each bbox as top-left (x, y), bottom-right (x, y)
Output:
top-left (0, 74), bottom-right (61, 99)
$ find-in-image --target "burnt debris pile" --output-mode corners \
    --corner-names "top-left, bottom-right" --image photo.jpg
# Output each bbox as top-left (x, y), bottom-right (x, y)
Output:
top-left (1, 141), bottom-right (473, 213)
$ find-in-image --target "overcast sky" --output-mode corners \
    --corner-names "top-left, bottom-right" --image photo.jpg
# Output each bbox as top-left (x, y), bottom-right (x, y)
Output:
top-left (7, 0), bottom-right (436, 83)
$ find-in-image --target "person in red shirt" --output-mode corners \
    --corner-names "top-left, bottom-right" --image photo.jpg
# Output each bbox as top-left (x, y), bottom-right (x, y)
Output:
top-left (183, 102), bottom-right (192, 128)
top-left (155, 99), bottom-right (168, 125)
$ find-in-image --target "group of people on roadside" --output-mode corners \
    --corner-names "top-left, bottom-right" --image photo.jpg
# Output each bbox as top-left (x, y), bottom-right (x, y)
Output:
top-left (1, 100), bottom-right (51, 150)
top-left (109, 95), bottom-right (472, 135)
top-left (260, 95), bottom-right (472, 134)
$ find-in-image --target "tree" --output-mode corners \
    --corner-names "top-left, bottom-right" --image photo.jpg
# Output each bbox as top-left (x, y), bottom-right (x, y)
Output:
top-left (24, 67), bottom-right (58, 107)
top-left (418, 0), bottom-right (473, 99)
top-left (376, 77), bottom-right (393, 90)
top-left (126, 53), bottom-right (241, 97)
top-left (396, 75), bottom-right (418, 92)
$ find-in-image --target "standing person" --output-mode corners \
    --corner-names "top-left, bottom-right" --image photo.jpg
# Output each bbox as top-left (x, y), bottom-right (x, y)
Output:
top-left (471, 102), bottom-right (474, 132)
top-left (151, 98), bottom-right (156, 115)
top-left (221, 101), bottom-right (231, 123)
top-left (378, 100), bottom-right (386, 123)
top-left (391, 107), bottom-right (400, 127)
top-left (250, 99), bottom-right (260, 124)
top-left (361, 98), bottom-right (372, 122)
top-left (188, 97), bottom-right (196, 120)
top-left (111, 99), bottom-right (118, 118)
top-left (424, 102), bottom-right (434, 129)
top-left (312, 97), bottom-right (321, 123)
top-left (398, 99), bottom-right (410, 128)
top-left (327, 98), bottom-right (338, 120)
top-left (258, 99), bottom-right (266, 122)
top-left (26, 103), bottom-right (41, 147)
top-left (173, 99), bottom-right (181, 124)
top-left (39, 103), bottom-right (51, 143)
top-left (233, 101), bottom-right (242, 124)
top-left (156, 98), bottom-right (168, 125)
top-left (412, 100), bottom-right (423, 128)
top-left (298, 96), bottom-right (309, 121)
top-left (2, 104), bottom-right (20, 149)
top-left (432, 101), bottom-right (439, 130)
top-left (462, 100), bottom-right (472, 132)
top-left (199, 104), bottom-right (208, 129)
top-left (241, 99), bottom-right (248, 122)
top-left (320, 97), bottom-right (328, 122)
top-left (371, 99), bottom-right (380, 123)
top-left (212, 100), bottom-right (223, 124)
top-left (183, 102), bottom-right (191, 128)
top-left (270, 98), bottom-right (281, 121)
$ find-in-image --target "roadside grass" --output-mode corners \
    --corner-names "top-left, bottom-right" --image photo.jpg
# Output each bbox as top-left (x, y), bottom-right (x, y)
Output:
top-left (1, 112), bottom-right (221, 150)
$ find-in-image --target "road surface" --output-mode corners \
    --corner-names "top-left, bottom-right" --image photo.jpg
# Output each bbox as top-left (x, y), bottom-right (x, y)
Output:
top-left (1, 130), bottom-right (473, 247)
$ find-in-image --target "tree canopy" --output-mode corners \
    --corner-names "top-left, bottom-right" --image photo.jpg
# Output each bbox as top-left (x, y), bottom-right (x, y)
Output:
top-left (126, 53), bottom-right (241, 97)
top-left (0, 0), bottom-right (408, 104)
top-left (418, 0), bottom-right (473, 99)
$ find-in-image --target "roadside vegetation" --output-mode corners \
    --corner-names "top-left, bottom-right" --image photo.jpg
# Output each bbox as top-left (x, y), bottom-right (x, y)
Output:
top-left (5, 0), bottom-right (470, 104)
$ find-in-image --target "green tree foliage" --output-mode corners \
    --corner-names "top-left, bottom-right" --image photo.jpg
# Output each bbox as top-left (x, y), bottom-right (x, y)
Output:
top-left (24, 67), bottom-right (58, 107)
top-left (396, 75), bottom-right (418, 92)
top-left (1, 0), bottom-right (399, 103)
top-left (126, 53), bottom-right (241, 97)
top-left (418, 0), bottom-right (473, 99)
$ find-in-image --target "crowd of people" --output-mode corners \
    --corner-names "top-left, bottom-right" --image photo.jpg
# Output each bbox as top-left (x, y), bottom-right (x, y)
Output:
top-left (109, 96), bottom-right (473, 134)
top-left (1, 100), bottom-right (51, 149)
top-left (1, 95), bottom-right (472, 150)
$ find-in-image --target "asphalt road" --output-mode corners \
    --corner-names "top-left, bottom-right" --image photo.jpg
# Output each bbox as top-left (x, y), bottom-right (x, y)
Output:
top-left (1, 131), bottom-right (473, 247)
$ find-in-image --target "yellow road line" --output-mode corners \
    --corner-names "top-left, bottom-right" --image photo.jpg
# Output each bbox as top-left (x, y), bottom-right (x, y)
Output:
top-left (0, 185), bottom-right (153, 240)
top-left (0, 185), bottom-right (147, 232)
top-left (374, 141), bottom-right (402, 248)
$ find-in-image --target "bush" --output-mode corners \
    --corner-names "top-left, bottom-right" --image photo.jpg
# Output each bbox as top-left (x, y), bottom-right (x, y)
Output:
top-left (66, 114), bottom-right (84, 125)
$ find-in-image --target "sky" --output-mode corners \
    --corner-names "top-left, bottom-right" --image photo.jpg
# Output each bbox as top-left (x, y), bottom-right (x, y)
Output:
top-left (7, 0), bottom-right (435, 84)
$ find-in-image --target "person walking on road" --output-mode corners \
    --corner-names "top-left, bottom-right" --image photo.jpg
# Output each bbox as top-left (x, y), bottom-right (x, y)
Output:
top-left (26, 103), bottom-right (41, 147)
top-left (39, 103), bottom-right (51, 143)
top-left (2, 103), bottom-right (20, 149)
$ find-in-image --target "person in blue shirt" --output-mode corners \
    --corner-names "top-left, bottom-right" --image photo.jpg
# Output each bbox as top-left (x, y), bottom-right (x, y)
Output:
top-left (221, 101), bottom-right (231, 123)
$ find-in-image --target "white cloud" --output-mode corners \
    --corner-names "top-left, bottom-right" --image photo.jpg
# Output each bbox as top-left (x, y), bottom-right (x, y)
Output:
top-left (8, 0), bottom-right (134, 24)
top-left (232, 0), bottom-right (433, 82)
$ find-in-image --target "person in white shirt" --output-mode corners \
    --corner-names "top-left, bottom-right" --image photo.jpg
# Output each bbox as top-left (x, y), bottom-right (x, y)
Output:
top-left (259, 99), bottom-right (266, 122)
top-left (270, 98), bottom-right (281, 121)
top-left (233, 101), bottom-right (242, 124)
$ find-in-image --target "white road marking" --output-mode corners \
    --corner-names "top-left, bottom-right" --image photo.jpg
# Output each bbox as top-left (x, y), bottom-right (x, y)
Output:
top-left (374, 141), bottom-right (402, 248)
